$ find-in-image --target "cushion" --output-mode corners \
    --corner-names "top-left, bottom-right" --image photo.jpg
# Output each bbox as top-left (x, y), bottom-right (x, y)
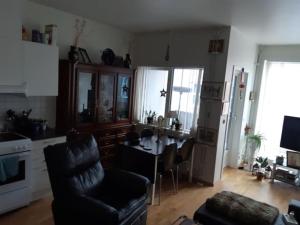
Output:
top-left (206, 191), bottom-right (279, 225)
top-left (94, 190), bottom-right (147, 221)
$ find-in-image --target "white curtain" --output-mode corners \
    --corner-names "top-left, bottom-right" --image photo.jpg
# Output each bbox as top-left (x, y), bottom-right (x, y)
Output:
top-left (133, 67), bottom-right (168, 123)
top-left (256, 61), bottom-right (300, 159)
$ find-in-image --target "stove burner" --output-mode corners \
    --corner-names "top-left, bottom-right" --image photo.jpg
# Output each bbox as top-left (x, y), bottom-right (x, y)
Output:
top-left (0, 133), bottom-right (27, 142)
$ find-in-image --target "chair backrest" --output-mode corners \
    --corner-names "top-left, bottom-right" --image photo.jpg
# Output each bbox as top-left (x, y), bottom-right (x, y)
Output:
top-left (125, 131), bottom-right (140, 141)
top-left (179, 137), bottom-right (195, 162)
top-left (44, 135), bottom-right (105, 199)
top-left (161, 143), bottom-right (178, 172)
top-left (141, 128), bottom-right (154, 138)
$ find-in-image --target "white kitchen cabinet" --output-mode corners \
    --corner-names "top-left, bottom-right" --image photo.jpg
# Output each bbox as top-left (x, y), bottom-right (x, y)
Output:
top-left (31, 136), bottom-right (66, 201)
top-left (23, 41), bottom-right (59, 96)
top-left (0, 38), bottom-right (24, 86)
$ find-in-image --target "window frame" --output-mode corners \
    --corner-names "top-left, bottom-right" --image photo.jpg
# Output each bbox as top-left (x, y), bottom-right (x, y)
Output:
top-left (138, 66), bottom-right (203, 131)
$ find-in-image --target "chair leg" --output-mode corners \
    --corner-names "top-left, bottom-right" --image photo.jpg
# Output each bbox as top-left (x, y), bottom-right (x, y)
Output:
top-left (176, 165), bottom-right (179, 192)
top-left (159, 174), bottom-right (162, 205)
top-left (170, 169), bottom-right (176, 194)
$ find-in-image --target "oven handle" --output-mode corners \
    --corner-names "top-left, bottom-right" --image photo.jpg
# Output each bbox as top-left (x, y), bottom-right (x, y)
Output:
top-left (0, 151), bottom-right (31, 159)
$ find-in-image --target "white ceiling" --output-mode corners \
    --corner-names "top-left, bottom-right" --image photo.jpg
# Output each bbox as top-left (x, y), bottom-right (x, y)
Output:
top-left (30, 0), bottom-right (300, 44)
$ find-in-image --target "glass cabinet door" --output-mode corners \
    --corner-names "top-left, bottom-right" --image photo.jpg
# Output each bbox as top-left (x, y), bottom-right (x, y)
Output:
top-left (116, 74), bottom-right (131, 121)
top-left (77, 71), bottom-right (96, 123)
top-left (97, 74), bottom-right (115, 123)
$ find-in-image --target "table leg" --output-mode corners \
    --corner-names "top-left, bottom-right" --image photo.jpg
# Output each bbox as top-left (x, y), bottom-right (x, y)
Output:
top-left (152, 155), bottom-right (158, 205)
top-left (189, 147), bottom-right (194, 183)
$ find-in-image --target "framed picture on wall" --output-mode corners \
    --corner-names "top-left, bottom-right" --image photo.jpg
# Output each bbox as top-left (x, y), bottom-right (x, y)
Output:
top-left (197, 127), bottom-right (218, 146)
top-left (201, 81), bottom-right (224, 101)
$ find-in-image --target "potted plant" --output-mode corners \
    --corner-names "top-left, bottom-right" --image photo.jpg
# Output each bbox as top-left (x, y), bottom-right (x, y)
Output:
top-left (253, 156), bottom-right (272, 181)
top-left (247, 133), bottom-right (265, 170)
top-left (145, 110), bottom-right (156, 124)
top-left (174, 118), bottom-right (182, 130)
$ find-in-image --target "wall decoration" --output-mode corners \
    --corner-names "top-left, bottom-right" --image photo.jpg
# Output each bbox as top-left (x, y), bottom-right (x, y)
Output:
top-left (201, 81), bottom-right (224, 101)
top-left (45, 24), bottom-right (58, 45)
top-left (79, 48), bottom-right (92, 64)
top-left (208, 39), bottom-right (224, 54)
top-left (197, 127), bottom-right (218, 146)
top-left (74, 19), bottom-right (86, 47)
top-left (160, 88), bottom-right (167, 97)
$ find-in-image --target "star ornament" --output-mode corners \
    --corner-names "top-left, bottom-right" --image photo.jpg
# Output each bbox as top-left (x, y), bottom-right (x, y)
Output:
top-left (160, 88), bottom-right (167, 97)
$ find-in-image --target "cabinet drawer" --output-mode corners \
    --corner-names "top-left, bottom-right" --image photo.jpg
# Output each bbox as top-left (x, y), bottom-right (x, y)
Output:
top-left (98, 137), bottom-right (115, 147)
top-left (100, 145), bottom-right (116, 157)
top-left (117, 127), bottom-right (131, 135)
top-left (95, 129), bottom-right (116, 137)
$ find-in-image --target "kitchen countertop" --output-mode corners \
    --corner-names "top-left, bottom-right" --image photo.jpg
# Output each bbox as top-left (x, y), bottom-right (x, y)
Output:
top-left (27, 128), bottom-right (66, 141)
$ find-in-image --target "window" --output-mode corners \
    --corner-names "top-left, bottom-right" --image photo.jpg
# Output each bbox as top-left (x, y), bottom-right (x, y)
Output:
top-left (170, 68), bottom-right (202, 131)
top-left (255, 61), bottom-right (300, 159)
top-left (133, 67), bottom-right (203, 132)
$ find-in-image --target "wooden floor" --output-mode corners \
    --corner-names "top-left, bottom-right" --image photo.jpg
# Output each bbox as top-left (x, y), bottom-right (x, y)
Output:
top-left (1, 168), bottom-right (299, 225)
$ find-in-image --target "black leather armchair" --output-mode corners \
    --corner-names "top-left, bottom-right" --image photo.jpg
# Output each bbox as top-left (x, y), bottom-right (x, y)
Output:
top-left (44, 135), bottom-right (150, 225)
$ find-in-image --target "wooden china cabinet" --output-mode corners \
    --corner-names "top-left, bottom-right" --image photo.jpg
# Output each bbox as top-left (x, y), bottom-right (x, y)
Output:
top-left (56, 60), bottom-right (134, 167)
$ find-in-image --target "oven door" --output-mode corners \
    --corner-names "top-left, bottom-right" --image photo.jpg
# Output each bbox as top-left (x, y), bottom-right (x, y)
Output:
top-left (0, 151), bottom-right (31, 194)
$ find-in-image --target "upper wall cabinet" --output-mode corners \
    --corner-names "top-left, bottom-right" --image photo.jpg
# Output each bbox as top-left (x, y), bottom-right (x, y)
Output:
top-left (23, 41), bottom-right (59, 96)
top-left (0, 38), bottom-right (23, 86)
top-left (0, 0), bottom-right (22, 40)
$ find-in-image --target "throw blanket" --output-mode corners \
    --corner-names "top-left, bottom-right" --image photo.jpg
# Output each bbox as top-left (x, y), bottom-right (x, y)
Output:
top-left (206, 191), bottom-right (279, 225)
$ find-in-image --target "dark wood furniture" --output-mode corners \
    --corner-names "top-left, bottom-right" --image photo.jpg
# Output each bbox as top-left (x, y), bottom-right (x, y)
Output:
top-left (120, 135), bottom-right (185, 205)
top-left (56, 60), bottom-right (134, 167)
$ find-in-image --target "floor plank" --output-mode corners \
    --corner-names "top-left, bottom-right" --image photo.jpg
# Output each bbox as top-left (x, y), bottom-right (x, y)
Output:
top-left (0, 168), bottom-right (299, 225)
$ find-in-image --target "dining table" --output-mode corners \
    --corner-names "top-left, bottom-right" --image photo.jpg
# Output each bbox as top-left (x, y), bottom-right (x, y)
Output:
top-left (120, 135), bottom-right (186, 205)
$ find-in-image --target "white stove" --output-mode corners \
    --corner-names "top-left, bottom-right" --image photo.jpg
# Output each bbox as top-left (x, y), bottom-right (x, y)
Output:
top-left (0, 132), bottom-right (32, 214)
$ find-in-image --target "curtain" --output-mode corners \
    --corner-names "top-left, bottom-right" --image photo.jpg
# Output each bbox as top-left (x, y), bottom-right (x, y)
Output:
top-left (133, 67), bottom-right (146, 122)
top-left (256, 61), bottom-right (300, 159)
top-left (133, 67), bottom-right (168, 123)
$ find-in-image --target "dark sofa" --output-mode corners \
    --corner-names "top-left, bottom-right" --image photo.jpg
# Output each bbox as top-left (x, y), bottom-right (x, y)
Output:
top-left (193, 191), bottom-right (300, 225)
top-left (44, 135), bottom-right (150, 225)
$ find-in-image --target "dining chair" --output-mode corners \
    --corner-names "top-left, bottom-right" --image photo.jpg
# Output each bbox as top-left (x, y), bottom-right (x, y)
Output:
top-left (176, 137), bottom-right (195, 190)
top-left (157, 143), bottom-right (178, 205)
top-left (125, 131), bottom-right (140, 144)
top-left (141, 128), bottom-right (154, 138)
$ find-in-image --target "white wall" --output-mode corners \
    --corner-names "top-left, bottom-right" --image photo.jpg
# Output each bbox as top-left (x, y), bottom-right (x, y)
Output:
top-left (131, 27), bottom-right (230, 82)
top-left (131, 27), bottom-right (231, 184)
top-left (225, 27), bottom-right (258, 168)
top-left (23, 1), bottom-right (133, 62)
top-left (249, 45), bottom-right (300, 133)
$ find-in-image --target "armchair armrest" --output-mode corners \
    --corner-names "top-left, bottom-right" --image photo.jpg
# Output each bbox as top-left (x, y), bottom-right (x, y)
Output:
top-left (288, 199), bottom-right (300, 223)
top-left (59, 195), bottom-right (119, 225)
top-left (105, 169), bottom-right (150, 196)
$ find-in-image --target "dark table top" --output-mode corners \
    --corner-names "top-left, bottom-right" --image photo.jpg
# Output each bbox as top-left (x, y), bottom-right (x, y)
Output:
top-left (123, 135), bottom-right (185, 155)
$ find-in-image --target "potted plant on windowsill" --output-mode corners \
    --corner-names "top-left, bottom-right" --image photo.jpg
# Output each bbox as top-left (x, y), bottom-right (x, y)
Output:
top-left (145, 110), bottom-right (156, 124)
top-left (174, 118), bottom-right (182, 130)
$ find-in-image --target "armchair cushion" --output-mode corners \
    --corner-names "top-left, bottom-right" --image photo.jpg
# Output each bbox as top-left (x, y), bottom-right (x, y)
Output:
top-left (55, 195), bottom-right (118, 225)
top-left (104, 169), bottom-right (150, 196)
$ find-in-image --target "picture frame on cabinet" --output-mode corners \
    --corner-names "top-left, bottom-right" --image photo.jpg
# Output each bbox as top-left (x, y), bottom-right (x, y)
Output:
top-left (79, 48), bottom-right (92, 64)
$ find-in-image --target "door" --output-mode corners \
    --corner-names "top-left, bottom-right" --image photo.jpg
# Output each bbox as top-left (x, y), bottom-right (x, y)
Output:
top-left (116, 74), bottom-right (132, 121)
top-left (76, 69), bottom-right (97, 124)
top-left (224, 68), bottom-right (249, 167)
